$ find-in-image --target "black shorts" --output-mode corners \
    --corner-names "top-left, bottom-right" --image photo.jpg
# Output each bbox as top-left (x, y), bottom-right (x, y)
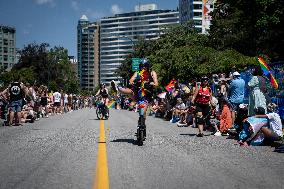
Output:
top-left (195, 103), bottom-right (211, 117)
top-left (54, 102), bottom-right (60, 107)
top-left (40, 97), bottom-right (48, 106)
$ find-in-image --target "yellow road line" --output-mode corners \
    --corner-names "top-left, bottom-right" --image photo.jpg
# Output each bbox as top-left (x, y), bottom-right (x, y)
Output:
top-left (93, 120), bottom-right (109, 189)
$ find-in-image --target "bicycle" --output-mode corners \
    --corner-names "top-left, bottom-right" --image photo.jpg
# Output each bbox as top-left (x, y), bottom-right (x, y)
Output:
top-left (96, 96), bottom-right (109, 120)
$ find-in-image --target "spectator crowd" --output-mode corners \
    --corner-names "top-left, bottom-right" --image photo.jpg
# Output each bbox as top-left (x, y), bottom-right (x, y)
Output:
top-left (0, 83), bottom-right (97, 126)
top-left (114, 65), bottom-right (283, 147)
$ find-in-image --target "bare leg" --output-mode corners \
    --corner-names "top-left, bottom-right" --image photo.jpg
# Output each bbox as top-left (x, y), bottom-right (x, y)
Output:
top-left (196, 112), bottom-right (204, 134)
top-left (16, 112), bottom-right (22, 124)
top-left (231, 111), bottom-right (236, 125)
top-left (9, 111), bottom-right (15, 125)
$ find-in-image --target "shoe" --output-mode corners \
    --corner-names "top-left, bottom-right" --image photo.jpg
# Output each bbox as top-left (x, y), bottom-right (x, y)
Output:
top-left (228, 127), bottom-right (236, 132)
top-left (196, 133), bottom-right (204, 137)
top-left (177, 122), bottom-right (187, 127)
top-left (111, 80), bottom-right (118, 93)
top-left (214, 131), bottom-right (222, 136)
top-left (222, 133), bottom-right (229, 136)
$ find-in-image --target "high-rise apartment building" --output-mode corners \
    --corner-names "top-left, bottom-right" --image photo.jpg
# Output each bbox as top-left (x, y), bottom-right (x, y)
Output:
top-left (100, 4), bottom-right (179, 85)
top-left (179, 0), bottom-right (215, 34)
top-left (77, 15), bottom-right (100, 91)
top-left (0, 25), bottom-right (16, 70)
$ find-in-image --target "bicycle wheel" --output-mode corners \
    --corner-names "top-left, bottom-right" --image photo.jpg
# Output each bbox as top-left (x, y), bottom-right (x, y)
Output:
top-left (96, 108), bottom-right (103, 120)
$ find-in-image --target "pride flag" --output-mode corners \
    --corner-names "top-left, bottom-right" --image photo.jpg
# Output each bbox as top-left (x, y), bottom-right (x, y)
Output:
top-left (107, 101), bottom-right (116, 109)
top-left (258, 57), bottom-right (278, 89)
top-left (165, 79), bottom-right (176, 92)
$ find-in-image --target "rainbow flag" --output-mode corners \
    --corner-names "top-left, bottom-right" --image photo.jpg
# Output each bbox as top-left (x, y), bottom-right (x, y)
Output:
top-left (107, 101), bottom-right (116, 109)
top-left (258, 57), bottom-right (278, 89)
top-left (165, 79), bottom-right (176, 92)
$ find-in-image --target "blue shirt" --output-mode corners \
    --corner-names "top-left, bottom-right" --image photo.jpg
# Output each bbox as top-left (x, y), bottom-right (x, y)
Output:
top-left (228, 77), bottom-right (245, 104)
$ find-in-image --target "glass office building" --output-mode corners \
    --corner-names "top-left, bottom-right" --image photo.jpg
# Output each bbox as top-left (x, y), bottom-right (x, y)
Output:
top-left (100, 5), bottom-right (179, 85)
top-left (0, 25), bottom-right (16, 70)
top-left (179, 0), bottom-right (215, 34)
top-left (77, 15), bottom-right (100, 91)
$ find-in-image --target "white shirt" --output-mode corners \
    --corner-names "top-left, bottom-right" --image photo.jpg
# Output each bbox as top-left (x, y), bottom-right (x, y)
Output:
top-left (64, 94), bottom-right (68, 103)
top-left (175, 102), bottom-right (186, 110)
top-left (267, 112), bottom-right (283, 137)
top-left (53, 92), bottom-right (61, 103)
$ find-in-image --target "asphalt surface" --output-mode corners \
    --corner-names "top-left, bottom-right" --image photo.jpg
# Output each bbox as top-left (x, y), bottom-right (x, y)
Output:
top-left (0, 108), bottom-right (283, 189)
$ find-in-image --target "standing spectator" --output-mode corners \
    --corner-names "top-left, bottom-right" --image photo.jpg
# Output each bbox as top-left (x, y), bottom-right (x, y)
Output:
top-left (0, 81), bottom-right (30, 126)
top-left (191, 76), bottom-right (212, 137)
top-left (228, 71), bottom-right (245, 128)
top-left (53, 90), bottom-right (61, 114)
top-left (248, 66), bottom-right (267, 115)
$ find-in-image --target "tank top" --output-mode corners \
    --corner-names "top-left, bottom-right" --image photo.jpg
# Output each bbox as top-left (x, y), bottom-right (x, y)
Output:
top-left (9, 82), bottom-right (24, 102)
top-left (100, 89), bottom-right (108, 98)
top-left (195, 86), bottom-right (211, 105)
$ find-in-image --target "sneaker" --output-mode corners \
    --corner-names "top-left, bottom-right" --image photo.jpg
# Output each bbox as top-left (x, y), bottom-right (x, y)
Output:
top-left (222, 133), bottom-right (229, 136)
top-left (214, 131), bottom-right (222, 136)
top-left (196, 133), bottom-right (204, 137)
top-left (177, 122), bottom-right (187, 127)
top-left (111, 80), bottom-right (118, 93)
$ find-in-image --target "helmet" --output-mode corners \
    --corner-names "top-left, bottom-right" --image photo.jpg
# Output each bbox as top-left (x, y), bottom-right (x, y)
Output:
top-left (100, 83), bottom-right (105, 88)
top-left (139, 58), bottom-right (150, 70)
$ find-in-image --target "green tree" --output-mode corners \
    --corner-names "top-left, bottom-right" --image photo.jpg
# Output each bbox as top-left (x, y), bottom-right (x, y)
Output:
top-left (116, 22), bottom-right (257, 87)
top-left (2, 43), bottom-right (80, 93)
top-left (209, 0), bottom-right (284, 61)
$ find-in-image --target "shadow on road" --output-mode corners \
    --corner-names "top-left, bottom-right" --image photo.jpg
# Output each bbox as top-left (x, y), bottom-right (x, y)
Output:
top-left (180, 133), bottom-right (212, 137)
top-left (180, 133), bottom-right (197, 137)
top-left (111, 138), bottom-right (137, 145)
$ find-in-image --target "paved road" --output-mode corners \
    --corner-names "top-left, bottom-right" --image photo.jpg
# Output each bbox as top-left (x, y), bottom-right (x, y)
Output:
top-left (0, 108), bottom-right (283, 189)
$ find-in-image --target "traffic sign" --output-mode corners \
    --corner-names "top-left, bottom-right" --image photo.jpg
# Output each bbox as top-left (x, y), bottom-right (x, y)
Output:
top-left (132, 58), bottom-right (140, 72)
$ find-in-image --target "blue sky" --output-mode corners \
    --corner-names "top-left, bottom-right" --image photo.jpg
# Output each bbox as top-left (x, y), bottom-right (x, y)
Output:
top-left (0, 0), bottom-right (178, 57)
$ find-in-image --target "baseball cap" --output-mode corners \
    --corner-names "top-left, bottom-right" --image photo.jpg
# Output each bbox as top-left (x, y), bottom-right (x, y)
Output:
top-left (233, 71), bottom-right (240, 76)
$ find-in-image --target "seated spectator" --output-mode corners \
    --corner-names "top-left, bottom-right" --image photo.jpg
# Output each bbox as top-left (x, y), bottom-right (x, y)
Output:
top-left (233, 104), bottom-right (249, 133)
top-left (209, 104), bottom-right (221, 136)
top-left (255, 103), bottom-right (283, 143)
top-left (170, 98), bottom-right (186, 125)
top-left (238, 107), bottom-right (268, 146)
top-left (21, 102), bottom-right (36, 123)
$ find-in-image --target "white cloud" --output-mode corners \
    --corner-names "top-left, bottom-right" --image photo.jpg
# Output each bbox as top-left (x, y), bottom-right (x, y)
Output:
top-left (71, 1), bottom-right (79, 11)
top-left (111, 4), bottom-right (123, 15)
top-left (34, 0), bottom-right (55, 6)
top-left (23, 29), bottom-right (30, 35)
top-left (85, 9), bottom-right (107, 20)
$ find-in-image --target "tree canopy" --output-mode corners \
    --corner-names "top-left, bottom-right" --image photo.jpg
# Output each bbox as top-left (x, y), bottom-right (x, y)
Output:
top-left (209, 0), bottom-right (284, 61)
top-left (0, 43), bottom-right (79, 93)
top-left (116, 22), bottom-right (256, 86)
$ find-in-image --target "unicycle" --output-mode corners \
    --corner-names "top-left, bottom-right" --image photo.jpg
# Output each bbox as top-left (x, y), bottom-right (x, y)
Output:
top-left (136, 101), bottom-right (147, 146)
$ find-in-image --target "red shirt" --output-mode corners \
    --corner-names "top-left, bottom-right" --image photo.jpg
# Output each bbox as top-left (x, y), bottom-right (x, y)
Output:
top-left (195, 87), bottom-right (211, 104)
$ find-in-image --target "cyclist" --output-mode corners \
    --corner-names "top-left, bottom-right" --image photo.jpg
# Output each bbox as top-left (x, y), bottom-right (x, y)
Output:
top-left (111, 58), bottom-right (158, 122)
top-left (95, 83), bottom-right (109, 115)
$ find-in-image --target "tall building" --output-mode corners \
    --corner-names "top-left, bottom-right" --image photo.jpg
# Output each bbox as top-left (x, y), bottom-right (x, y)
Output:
top-left (100, 4), bottom-right (179, 85)
top-left (179, 0), bottom-right (215, 34)
top-left (77, 15), bottom-right (100, 91)
top-left (0, 25), bottom-right (16, 70)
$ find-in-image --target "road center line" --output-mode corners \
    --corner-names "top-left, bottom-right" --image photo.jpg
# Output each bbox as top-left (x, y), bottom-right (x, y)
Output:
top-left (92, 120), bottom-right (109, 189)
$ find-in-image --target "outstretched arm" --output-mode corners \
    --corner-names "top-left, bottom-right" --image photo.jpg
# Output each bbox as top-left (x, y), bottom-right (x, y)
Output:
top-left (129, 72), bottom-right (138, 85)
top-left (151, 71), bottom-right (158, 88)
